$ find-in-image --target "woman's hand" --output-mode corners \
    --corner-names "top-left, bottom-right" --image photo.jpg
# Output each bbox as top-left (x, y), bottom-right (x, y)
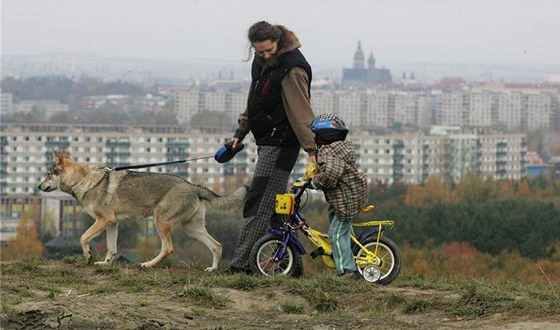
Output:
top-left (231, 138), bottom-right (242, 150)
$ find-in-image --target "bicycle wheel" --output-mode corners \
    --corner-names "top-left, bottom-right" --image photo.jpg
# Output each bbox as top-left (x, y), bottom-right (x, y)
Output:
top-left (249, 234), bottom-right (303, 277)
top-left (353, 236), bottom-right (401, 285)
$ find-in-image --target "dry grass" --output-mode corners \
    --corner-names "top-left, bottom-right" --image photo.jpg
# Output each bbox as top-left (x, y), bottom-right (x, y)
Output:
top-left (1, 257), bottom-right (559, 329)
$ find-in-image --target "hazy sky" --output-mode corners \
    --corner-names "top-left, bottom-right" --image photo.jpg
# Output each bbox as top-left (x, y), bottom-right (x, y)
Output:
top-left (2, 0), bottom-right (560, 71)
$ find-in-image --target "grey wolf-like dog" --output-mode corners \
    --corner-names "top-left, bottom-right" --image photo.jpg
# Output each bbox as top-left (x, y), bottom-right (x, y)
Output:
top-left (38, 150), bottom-right (247, 270)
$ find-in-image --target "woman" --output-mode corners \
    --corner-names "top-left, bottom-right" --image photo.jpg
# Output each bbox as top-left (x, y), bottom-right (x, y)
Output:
top-left (229, 21), bottom-right (317, 273)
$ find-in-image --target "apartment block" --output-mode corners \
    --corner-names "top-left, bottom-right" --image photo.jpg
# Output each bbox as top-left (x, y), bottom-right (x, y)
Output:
top-left (13, 100), bottom-right (69, 118)
top-left (174, 90), bottom-right (245, 127)
top-left (1, 123), bottom-right (528, 194)
top-left (435, 90), bottom-right (559, 131)
top-left (435, 92), bottom-right (466, 126)
top-left (338, 91), bottom-right (364, 127)
top-left (81, 94), bottom-right (166, 113)
top-left (310, 91), bottom-right (337, 115)
top-left (0, 123), bottom-right (255, 196)
top-left (1, 93), bottom-right (13, 115)
top-left (352, 128), bottom-right (526, 185)
top-left (173, 88), bottom-right (558, 132)
top-left (477, 133), bottom-right (526, 181)
top-left (526, 92), bottom-right (554, 130)
top-left (497, 91), bottom-right (522, 130)
top-left (469, 91), bottom-right (494, 127)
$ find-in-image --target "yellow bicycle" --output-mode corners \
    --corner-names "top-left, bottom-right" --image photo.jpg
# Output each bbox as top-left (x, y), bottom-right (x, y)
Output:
top-left (249, 180), bottom-right (401, 284)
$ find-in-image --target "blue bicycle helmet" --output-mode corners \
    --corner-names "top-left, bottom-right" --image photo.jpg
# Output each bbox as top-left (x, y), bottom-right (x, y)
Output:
top-left (310, 113), bottom-right (349, 145)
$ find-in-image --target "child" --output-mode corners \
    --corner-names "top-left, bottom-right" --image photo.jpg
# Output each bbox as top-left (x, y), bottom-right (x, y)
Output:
top-left (308, 113), bottom-right (368, 279)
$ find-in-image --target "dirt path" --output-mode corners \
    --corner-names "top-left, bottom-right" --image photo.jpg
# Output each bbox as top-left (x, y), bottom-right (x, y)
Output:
top-left (3, 285), bottom-right (559, 329)
top-left (1, 260), bottom-right (558, 329)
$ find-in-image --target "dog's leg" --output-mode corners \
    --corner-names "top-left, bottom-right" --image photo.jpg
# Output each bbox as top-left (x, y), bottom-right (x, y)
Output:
top-left (141, 216), bottom-right (174, 268)
top-left (95, 222), bottom-right (118, 265)
top-left (80, 217), bottom-right (114, 263)
top-left (181, 211), bottom-right (222, 272)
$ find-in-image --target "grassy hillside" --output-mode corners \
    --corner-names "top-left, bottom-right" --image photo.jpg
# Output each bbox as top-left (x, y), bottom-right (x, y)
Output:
top-left (1, 257), bottom-right (559, 329)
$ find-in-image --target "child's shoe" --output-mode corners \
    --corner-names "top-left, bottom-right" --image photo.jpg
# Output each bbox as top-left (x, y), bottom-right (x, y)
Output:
top-left (339, 271), bottom-right (360, 280)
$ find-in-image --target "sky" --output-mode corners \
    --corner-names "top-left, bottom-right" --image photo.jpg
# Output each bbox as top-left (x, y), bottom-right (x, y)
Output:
top-left (2, 0), bottom-right (560, 73)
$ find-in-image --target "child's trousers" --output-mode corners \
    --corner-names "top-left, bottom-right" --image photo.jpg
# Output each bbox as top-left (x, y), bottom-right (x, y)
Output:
top-left (328, 205), bottom-right (357, 275)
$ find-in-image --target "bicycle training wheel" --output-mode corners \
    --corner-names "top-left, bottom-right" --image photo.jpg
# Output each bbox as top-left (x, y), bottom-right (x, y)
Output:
top-left (249, 234), bottom-right (303, 277)
top-left (353, 236), bottom-right (401, 285)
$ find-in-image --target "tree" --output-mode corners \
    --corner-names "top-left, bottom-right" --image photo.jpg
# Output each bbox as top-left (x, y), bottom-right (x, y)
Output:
top-left (548, 132), bottom-right (560, 158)
top-left (515, 179), bottom-right (532, 198)
top-left (440, 242), bottom-right (489, 276)
top-left (404, 175), bottom-right (448, 207)
top-left (1, 208), bottom-right (44, 260)
top-left (495, 179), bottom-right (515, 198)
top-left (451, 174), bottom-right (487, 204)
top-left (404, 185), bottom-right (425, 207)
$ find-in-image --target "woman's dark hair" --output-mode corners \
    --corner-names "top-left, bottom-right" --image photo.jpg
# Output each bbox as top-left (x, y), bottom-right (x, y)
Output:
top-left (244, 21), bottom-right (285, 61)
top-left (248, 21), bottom-right (282, 44)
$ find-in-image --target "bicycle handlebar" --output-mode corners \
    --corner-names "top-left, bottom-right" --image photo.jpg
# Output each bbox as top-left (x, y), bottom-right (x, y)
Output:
top-left (293, 180), bottom-right (311, 200)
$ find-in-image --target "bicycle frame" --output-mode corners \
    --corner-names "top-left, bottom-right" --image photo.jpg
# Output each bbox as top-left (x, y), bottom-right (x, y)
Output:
top-left (269, 181), bottom-right (394, 269)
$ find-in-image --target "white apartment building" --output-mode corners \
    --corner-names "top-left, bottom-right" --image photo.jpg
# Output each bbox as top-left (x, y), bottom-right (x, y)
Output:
top-left (310, 91), bottom-right (337, 115)
top-left (366, 92), bottom-right (391, 129)
top-left (174, 90), bottom-right (246, 127)
top-left (338, 91), bottom-right (363, 127)
top-left (436, 90), bottom-right (558, 131)
top-left (174, 90), bottom-right (201, 124)
top-left (394, 92), bottom-right (416, 127)
top-left (1, 93), bottom-right (13, 115)
top-left (447, 134), bottom-right (479, 183)
top-left (436, 92), bottom-right (465, 127)
top-left (498, 91), bottom-right (522, 130)
top-left (0, 124), bottom-right (253, 196)
top-left (478, 134), bottom-right (526, 180)
top-left (174, 88), bottom-right (558, 132)
top-left (1, 123), bottom-right (527, 195)
top-left (13, 100), bottom-right (69, 117)
top-left (352, 128), bottom-right (525, 185)
top-left (526, 92), bottom-right (553, 130)
top-left (227, 92), bottom-right (248, 125)
top-left (354, 132), bottom-right (448, 184)
top-left (394, 92), bottom-right (430, 128)
top-left (469, 91), bottom-right (493, 127)
top-left (417, 96), bottom-right (434, 128)
top-left (82, 94), bottom-right (166, 113)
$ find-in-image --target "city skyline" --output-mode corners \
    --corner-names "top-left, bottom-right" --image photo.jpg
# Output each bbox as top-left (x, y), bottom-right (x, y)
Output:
top-left (3, 0), bottom-right (560, 82)
top-left (2, 48), bottom-right (557, 85)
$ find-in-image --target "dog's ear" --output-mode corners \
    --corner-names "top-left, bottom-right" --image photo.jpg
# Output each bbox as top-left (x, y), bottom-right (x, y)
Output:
top-left (52, 149), bottom-right (61, 164)
top-left (52, 148), bottom-right (70, 164)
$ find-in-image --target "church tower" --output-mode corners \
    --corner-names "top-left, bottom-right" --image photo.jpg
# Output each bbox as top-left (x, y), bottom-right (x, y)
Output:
top-left (343, 41), bottom-right (392, 89)
top-left (353, 41), bottom-right (365, 69)
top-left (368, 52), bottom-right (376, 69)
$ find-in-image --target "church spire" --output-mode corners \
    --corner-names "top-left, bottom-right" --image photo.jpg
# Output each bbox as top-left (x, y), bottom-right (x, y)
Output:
top-left (353, 41), bottom-right (365, 69)
top-left (368, 51), bottom-right (376, 69)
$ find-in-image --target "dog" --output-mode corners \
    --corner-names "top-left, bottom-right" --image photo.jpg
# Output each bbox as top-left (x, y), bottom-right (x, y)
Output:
top-left (38, 149), bottom-right (247, 270)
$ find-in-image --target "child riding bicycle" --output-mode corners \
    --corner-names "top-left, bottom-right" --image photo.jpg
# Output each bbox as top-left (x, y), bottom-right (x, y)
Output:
top-left (307, 113), bottom-right (369, 279)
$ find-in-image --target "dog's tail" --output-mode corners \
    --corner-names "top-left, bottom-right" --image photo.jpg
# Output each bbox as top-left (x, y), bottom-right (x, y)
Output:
top-left (196, 185), bottom-right (247, 211)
